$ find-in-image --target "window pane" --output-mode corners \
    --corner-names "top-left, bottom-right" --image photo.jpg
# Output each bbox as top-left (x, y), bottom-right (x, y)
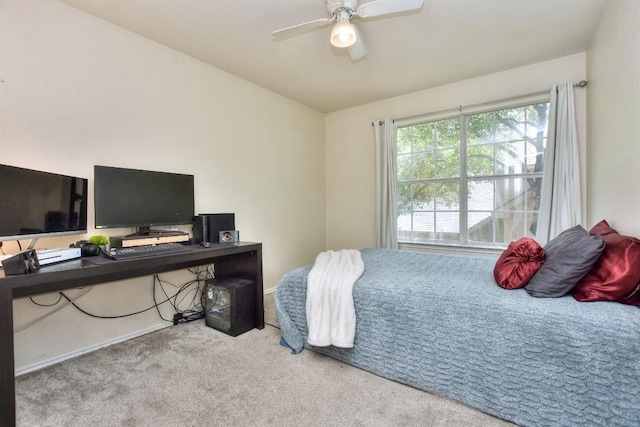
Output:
top-left (468, 212), bottom-right (494, 242)
top-left (497, 212), bottom-right (525, 242)
top-left (495, 141), bottom-right (526, 175)
top-left (397, 183), bottom-right (412, 212)
top-left (413, 152), bottom-right (436, 180)
top-left (494, 107), bottom-right (525, 142)
top-left (435, 182), bottom-right (459, 210)
top-left (494, 177), bottom-right (537, 211)
top-left (397, 127), bottom-right (412, 154)
top-left (502, 212), bottom-right (527, 241)
top-left (397, 211), bottom-right (437, 241)
top-left (468, 211), bottom-right (537, 244)
top-left (467, 112), bottom-right (494, 146)
top-left (435, 148), bottom-right (460, 178)
top-left (525, 141), bottom-right (544, 173)
top-left (398, 229), bottom-right (413, 240)
top-left (414, 211), bottom-right (435, 237)
top-left (397, 212), bottom-right (412, 233)
top-left (397, 153), bottom-right (412, 180)
top-left (525, 104), bottom-right (549, 139)
top-left (467, 144), bottom-right (494, 176)
top-left (467, 180), bottom-right (493, 211)
top-left (435, 118), bottom-right (460, 148)
top-left (396, 101), bottom-right (548, 247)
top-left (467, 177), bottom-right (542, 244)
top-left (413, 183), bottom-right (436, 210)
top-left (435, 211), bottom-right (459, 240)
top-left (527, 212), bottom-right (538, 237)
top-left (398, 183), bottom-right (439, 213)
top-left (412, 123), bottom-right (435, 152)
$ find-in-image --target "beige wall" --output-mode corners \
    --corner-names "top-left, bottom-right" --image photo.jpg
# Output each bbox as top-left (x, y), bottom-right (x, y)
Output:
top-left (587, 0), bottom-right (640, 237)
top-left (325, 54), bottom-right (588, 250)
top-left (2, 0), bottom-right (326, 371)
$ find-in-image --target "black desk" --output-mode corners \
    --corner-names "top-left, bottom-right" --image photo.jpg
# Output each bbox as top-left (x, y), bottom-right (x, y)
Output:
top-left (0, 242), bottom-right (263, 427)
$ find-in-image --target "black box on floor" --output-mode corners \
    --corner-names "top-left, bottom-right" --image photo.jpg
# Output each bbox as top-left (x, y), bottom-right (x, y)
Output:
top-left (204, 277), bottom-right (255, 337)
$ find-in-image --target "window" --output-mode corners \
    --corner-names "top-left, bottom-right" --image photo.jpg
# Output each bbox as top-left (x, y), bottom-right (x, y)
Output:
top-left (396, 102), bottom-right (550, 247)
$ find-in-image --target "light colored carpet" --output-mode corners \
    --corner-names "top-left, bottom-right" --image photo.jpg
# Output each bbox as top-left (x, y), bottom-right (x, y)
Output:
top-left (16, 294), bottom-right (514, 426)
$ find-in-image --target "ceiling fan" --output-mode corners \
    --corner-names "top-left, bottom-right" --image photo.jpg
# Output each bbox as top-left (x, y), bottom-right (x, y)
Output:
top-left (272, 0), bottom-right (424, 60)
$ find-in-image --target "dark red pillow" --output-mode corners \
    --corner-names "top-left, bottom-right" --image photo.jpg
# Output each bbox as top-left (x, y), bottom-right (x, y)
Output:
top-left (572, 220), bottom-right (640, 305)
top-left (494, 237), bottom-right (545, 290)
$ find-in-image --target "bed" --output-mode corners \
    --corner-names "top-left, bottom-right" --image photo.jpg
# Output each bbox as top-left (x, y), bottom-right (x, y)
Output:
top-left (275, 248), bottom-right (640, 427)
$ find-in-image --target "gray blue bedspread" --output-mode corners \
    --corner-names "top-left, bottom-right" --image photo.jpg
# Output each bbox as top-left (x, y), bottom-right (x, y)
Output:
top-left (275, 249), bottom-right (640, 427)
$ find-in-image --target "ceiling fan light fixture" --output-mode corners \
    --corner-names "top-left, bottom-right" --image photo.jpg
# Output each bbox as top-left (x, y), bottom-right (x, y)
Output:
top-left (330, 21), bottom-right (356, 48)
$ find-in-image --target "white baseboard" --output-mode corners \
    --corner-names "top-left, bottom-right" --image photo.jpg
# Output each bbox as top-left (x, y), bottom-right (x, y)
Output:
top-left (264, 287), bottom-right (276, 295)
top-left (15, 323), bottom-right (171, 377)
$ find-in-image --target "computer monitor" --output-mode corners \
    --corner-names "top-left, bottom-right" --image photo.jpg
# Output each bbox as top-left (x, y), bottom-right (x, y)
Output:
top-left (0, 164), bottom-right (88, 242)
top-left (93, 165), bottom-right (195, 235)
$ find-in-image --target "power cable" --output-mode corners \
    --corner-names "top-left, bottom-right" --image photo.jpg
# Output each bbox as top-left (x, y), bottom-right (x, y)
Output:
top-left (15, 287), bottom-right (93, 332)
top-left (20, 264), bottom-right (216, 329)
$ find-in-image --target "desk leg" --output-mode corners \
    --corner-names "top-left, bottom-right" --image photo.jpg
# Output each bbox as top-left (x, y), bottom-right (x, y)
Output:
top-left (215, 249), bottom-right (264, 329)
top-left (0, 286), bottom-right (15, 427)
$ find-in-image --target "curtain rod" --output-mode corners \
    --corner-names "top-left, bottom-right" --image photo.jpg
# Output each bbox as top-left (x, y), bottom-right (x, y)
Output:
top-left (371, 80), bottom-right (588, 126)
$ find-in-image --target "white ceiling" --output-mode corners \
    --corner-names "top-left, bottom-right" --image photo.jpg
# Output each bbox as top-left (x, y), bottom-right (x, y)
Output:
top-left (58, 0), bottom-right (607, 113)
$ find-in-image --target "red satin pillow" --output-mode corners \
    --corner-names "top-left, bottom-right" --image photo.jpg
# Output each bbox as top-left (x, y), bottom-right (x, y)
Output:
top-left (572, 220), bottom-right (640, 305)
top-left (494, 237), bottom-right (546, 290)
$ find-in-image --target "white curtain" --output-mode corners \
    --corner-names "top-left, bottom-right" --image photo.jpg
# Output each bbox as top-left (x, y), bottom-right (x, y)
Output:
top-left (374, 119), bottom-right (398, 249)
top-left (536, 82), bottom-right (583, 245)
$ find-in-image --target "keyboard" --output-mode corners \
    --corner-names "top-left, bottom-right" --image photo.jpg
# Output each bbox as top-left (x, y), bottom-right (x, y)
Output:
top-left (106, 243), bottom-right (192, 260)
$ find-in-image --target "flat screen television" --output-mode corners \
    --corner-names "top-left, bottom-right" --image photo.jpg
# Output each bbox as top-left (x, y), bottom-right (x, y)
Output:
top-left (94, 165), bottom-right (195, 235)
top-left (0, 164), bottom-right (88, 242)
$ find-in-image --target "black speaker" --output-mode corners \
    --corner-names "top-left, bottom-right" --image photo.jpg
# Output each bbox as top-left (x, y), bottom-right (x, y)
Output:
top-left (219, 230), bottom-right (239, 243)
top-left (204, 277), bottom-right (255, 337)
top-left (1, 249), bottom-right (40, 275)
top-left (71, 241), bottom-right (102, 257)
top-left (193, 213), bottom-right (235, 243)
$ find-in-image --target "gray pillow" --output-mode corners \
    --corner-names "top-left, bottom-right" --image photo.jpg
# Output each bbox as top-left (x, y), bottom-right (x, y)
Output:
top-left (525, 225), bottom-right (605, 298)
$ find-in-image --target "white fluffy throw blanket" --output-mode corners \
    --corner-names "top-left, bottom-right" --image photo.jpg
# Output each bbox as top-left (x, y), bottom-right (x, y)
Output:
top-left (306, 249), bottom-right (364, 348)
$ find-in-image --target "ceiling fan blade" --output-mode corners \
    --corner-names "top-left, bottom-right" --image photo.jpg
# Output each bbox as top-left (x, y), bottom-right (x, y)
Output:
top-left (348, 27), bottom-right (366, 60)
top-left (272, 17), bottom-right (334, 39)
top-left (356, 0), bottom-right (424, 19)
